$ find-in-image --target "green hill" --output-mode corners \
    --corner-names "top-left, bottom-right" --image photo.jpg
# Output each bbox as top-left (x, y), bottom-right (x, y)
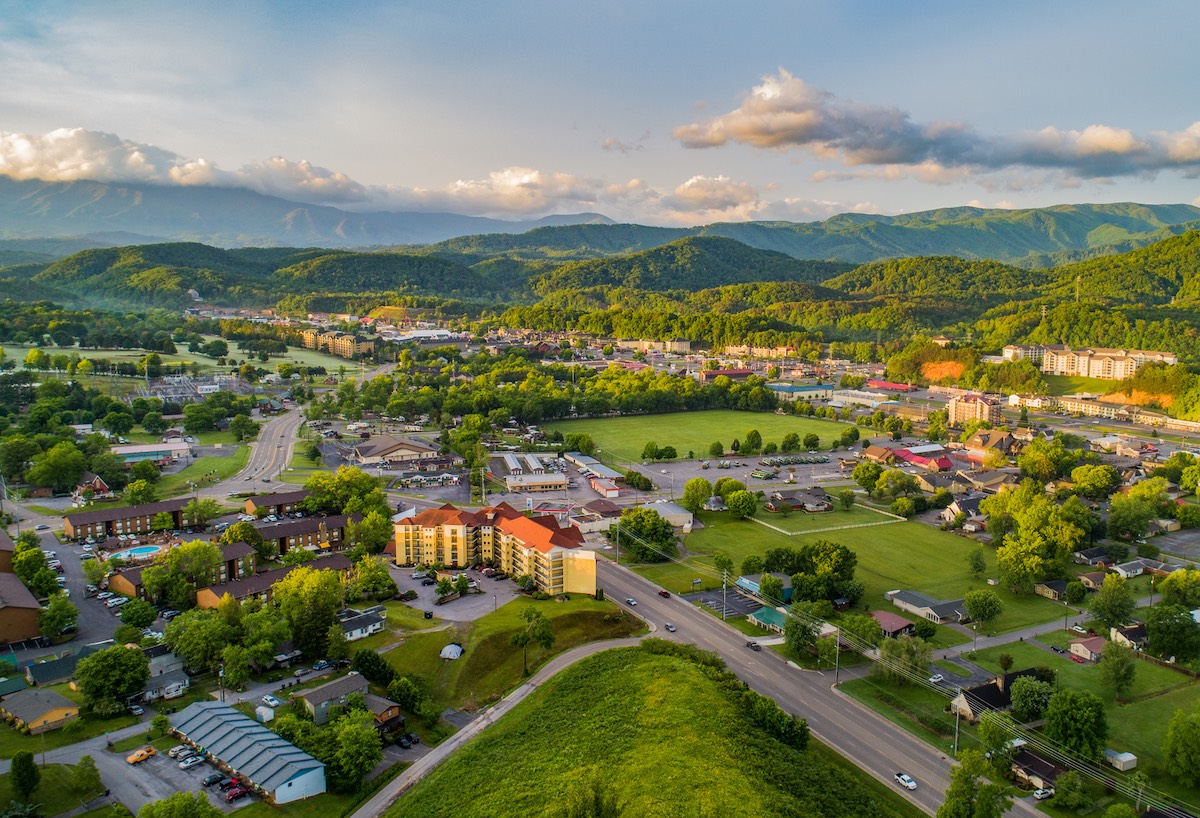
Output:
top-left (823, 256), bottom-right (1050, 301)
top-left (1047, 230), bottom-right (1200, 305)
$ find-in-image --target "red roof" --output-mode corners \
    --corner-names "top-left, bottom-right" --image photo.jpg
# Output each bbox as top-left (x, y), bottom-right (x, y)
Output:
top-left (866, 379), bottom-right (915, 392)
top-left (497, 514), bottom-right (584, 554)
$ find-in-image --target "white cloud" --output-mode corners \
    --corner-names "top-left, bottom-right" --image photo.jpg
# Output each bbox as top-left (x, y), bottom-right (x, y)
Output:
top-left (676, 69), bottom-right (1200, 180)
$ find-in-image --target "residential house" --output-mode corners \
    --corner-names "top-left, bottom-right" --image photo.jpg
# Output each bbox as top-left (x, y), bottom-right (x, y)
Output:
top-left (1073, 546), bottom-right (1111, 566)
top-left (962, 430), bottom-right (1017, 461)
top-left (916, 473), bottom-right (971, 495)
top-left (72, 472), bottom-right (115, 503)
top-left (142, 668), bottom-right (189, 702)
top-left (24, 641), bottom-right (114, 687)
top-left (766, 488), bottom-right (832, 513)
top-left (1078, 571), bottom-right (1108, 590)
top-left (1069, 636), bottom-right (1107, 663)
top-left (338, 608), bottom-right (385, 642)
top-left (736, 573), bottom-right (793, 604)
top-left (871, 610), bottom-right (916, 639)
top-left (1034, 580), bottom-right (1069, 602)
top-left (939, 495), bottom-right (983, 524)
top-left (1110, 557), bottom-right (1183, 579)
top-left (1111, 624), bottom-right (1147, 651)
top-left (1011, 749), bottom-right (1064, 791)
top-left (362, 693), bottom-right (405, 737)
top-left (296, 672), bottom-right (369, 725)
top-left (0, 688), bottom-right (79, 733)
top-left (0, 529), bottom-right (12, 573)
top-left (949, 668), bottom-right (1040, 722)
top-left (702, 496), bottom-right (727, 512)
top-left (0, 573), bottom-right (46, 643)
top-left (956, 469), bottom-right (1018, 494)
top-left (144, 644), bottom-right (185, 677)
top-left (886, 590), bottom-right (968, 624)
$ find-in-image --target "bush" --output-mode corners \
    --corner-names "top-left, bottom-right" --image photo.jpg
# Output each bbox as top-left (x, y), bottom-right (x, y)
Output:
top-left (914, 620), bottom-right (937, 639)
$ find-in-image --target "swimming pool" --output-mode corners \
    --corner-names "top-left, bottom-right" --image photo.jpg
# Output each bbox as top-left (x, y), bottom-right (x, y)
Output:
top-left (108, 545), bottom-right (162, 561)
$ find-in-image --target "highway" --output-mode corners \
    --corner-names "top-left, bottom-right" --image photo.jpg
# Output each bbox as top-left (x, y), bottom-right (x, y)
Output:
top-left (196, 408), bottom-right (305, 500)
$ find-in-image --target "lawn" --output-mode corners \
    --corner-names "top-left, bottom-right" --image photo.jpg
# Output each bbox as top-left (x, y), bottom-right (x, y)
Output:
top-left (841, 676), bottom-right (968, 756)
top-left (236, 762), bottom-right (406, 818)
top-left (157, 448), bottom-right (250, 497)
top-left (1043, 374), bottom-right (1117, 396)
top-left (382, 596), bottom-right (642, 711)
top-left (0, 762), bottom-right (103, 816)
top-left (757, 504), bottom-right (897, 534)
top-left (0, 712), bottom-right (138, 759)
top-left (544, 409), bottom-right (869, 464)
top-left (393, 647), bottom-right (923, 818)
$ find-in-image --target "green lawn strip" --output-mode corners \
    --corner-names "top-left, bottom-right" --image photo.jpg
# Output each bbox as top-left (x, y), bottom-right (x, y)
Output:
top-left (156, 448), bottom-right (251, 498)
top-left (840, 677), bottom-right (965, 756)
top-left (934, 658), bottom-right (973, 678)
top-left (756, 504), bottom-right (894, 534)
top-left (393, 647), bottom-right (922, 818)
top-left (73, 806), bottom-right (133, 818)
top-left (382, 597), bottom-right (640, 711)
top-left (277, 472), bottom-right (313, 485)
top-left (0, 762), bottom-right (100, 815)
top-left (0, 711), bottom-right (138, 759)
top-left (106, 734), bottom-right (177, 755)
top-left (694, 601), bottom-right (771, 637)
top-left (543, 409), bottom-right (870, 465)
top-left (1043, 375), bottom-right (1118, 396)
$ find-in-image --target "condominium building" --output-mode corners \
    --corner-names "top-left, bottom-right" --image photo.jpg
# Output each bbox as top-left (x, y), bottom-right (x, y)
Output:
top-left (1002, 344), bottom-right (1176, 380)
top-left (393, 503), bottom-right (597, 595)
top-left (300, 329), bottom-right (375, 359)
top-left (947, 394), bottom-right (1002, 427)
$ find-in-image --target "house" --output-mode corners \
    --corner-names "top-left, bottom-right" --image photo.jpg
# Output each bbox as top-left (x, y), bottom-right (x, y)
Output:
top-left (362, 693), bottom-right (405, 737)
top-left (917, 473), bottom-right (971, 495)
top-left (861, 445), bottom-right (896, 464)
top-left (0, 688), bottom-right (79, 733)
top-left (339, 610), bottom-right (385, 642)
top-left (748, 606), bottom-right (788, 634)
top-left (107, 567), bottom-right (146, 600)
top-left (142, 668), bottom-right (189, 702)
top-left (171, 702), bottom-right (326, 804)
top-left (143, 644), bottom-right (185, 677)
top-left (736, 573), bottom-right (793, 604)
top-left (1111, 623), bottom-right (1147, 650)
top-left (702, 496), bottom-right (727, 512)
top-left (950, 669), bottom-right (1040, 722)
top-left (1011, 749), bottom-right (1064, 791)
top-left (0, 530), bottom-right (12, 573)
top-left (1074, 546), bottom-right (1111, 566)
top-left (1079, 571), bottom-right (1108, 590)
top-left (296, 672), bottom-right (369, 725)
top-left (871, 610), bottom-right (916, 639)
top-left (1034, 580), bottom-right (1069, 601)
top-left (1069, 635), bottom-right (1107, 662)
top-left (72, 472), bottom-right (115, 503)
top-left (766, 488), bottom-right (832, 513)
top-left (1114, 558), bottom-right (1183, 579)
top-left (962, 430), bottom-right (1017, 461)
top-left (885, 590), bottom-right (967, 624)
top-left (1113, 559), bottom-right (1147, 579)
top-left (24, 641), bottom-right (114, 687)
top-left (956, 469), bottom-right (1018, 494)
top-left (939, 495), bottom-right (983, 523)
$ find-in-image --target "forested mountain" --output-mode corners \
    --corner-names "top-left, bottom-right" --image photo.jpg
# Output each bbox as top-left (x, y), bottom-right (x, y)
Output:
top-left (822, 257), bottom-right (1050, 301)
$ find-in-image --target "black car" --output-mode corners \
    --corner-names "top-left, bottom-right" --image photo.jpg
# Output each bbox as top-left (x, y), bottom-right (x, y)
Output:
top-left (1051, 645), bottom-right (1066, 654)
top-left (405, 732), bottom-right (420, 745)
top-left (398, 736), bottom-right (412, 749)
top-left (421, 578), bottom-right (436, 586)
top-left (746, 641), bottom-right (762, 652)
top-left (202, 773), bottom-right (226, 787)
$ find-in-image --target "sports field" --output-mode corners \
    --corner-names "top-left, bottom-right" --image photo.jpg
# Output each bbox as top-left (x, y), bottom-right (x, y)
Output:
top-left (545, 410), bottom-right (865, 463)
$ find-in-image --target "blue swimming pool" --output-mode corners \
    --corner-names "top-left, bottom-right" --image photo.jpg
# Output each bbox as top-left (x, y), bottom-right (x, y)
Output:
top-left (109, 545), bottom-right (161, 561)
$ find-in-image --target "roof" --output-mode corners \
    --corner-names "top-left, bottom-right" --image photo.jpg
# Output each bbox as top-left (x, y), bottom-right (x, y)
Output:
top-left (298, 672), bottom-right (368, 707)
top-left (871, 610), bottom-right (914, 634)
top-left (198, 553), bottom-right (352, 600)
top-left (340, 612), bottom-right (384, 633)
top-left (354, 434), bottom-right (436, 459)
top-left (254, 514), bottom-right (359, 541)
top-left (0, 529), bottom-right (13, 554)
top-left (583, 498), bottom-right (622, 517)
top-left (1012, 749), bottom-right (1062, 785)
top-left (171, 702), bottom-right (324, 794)
top-left (248, 490), bottom-right (310, 507)
top-left (1, 688), bottom-right (75, 723)
top-left (361, 693), bottom-right (400, 717)
top-left (748, 607), bottom-right (788, 629)
top-left (960, 669), bottom-right (1040, 712)
top-left (1036, 579), bottom-right (1069, 594)
top-left (1070, 636), bottom-right (1108, 654)
top-left (220, 540), bottom-right (256, 561)
top-left (25, 641), bottom-right (112, 684)
top-left (0, 676), bottom-right (26, 696)
top-left (0, 572), bottom-right (40, 611)
top-left (889, 590), bottom-right (965, 619)
top-left (64, 498), bottom-right (188, 526)
top-left (1115, 623), bottom-right (1147, 642)
top-left (144, 668), bottom-right (189, 693)
top-left (497, 513), bottom-right (584, 554)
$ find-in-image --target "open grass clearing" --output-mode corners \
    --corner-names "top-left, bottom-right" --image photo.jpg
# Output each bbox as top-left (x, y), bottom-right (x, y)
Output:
top-left (236, 761), bottom-right (406, 818)
top-left (0, 762), bottom-right (102, 816)
top-left (393, 647), bottom-right (923, 818)
top-left (382, 596), bottom-right (641, 711)
top-left (756, 504), bottom-right (898, 534)
top-left (841, 676), bottom-right (967, 757)
top-left (0, 711), bottom-right (138, 759)
top-left (544, 409), bottom-right (869, 464)
top-left (1043, 374), bottom-right (1119, 396)
top-left (157, 448), bottom-right (250, 498)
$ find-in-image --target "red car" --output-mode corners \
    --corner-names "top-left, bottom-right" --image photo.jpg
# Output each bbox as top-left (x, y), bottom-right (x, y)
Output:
top-left (1070, 655), bottom-right (1088, 663)
top-left (657, 590), bottom-right (670, 598)
top-left (225, 787), bottom-right (249, 802)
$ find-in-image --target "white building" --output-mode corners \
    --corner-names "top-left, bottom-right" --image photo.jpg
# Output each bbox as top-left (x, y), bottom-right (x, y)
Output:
top-left (1002, 344), bottom-right (1177, 380)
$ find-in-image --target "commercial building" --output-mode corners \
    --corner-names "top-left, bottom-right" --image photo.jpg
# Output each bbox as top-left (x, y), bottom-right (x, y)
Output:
top-left (1002, 344), bottom-right (1177, 380)
top-left (947, 394), bottom-right (1002, 427)
top-left (768, 383), bottom-right (834, 402)
top-left (301, 329), bottom-right (375, 359)
top-left (253, 515), bottom-right (359, 557)
top-left (109, 441), bottom-right (193, 465)
top-left (195, 553), bottom-right (352, 609)
top-left (504, 473), bottom-right (568, 493)
top-left (171, 702), bottom-right (326, 804)
top-left (63, 498), bottom-right (190, 541)
top-left (353, 435), bottom-right (440, 466)
top-left (615, 338), bottom-right (691, 353)
top-left (393, 503), bottom-right (596, 595)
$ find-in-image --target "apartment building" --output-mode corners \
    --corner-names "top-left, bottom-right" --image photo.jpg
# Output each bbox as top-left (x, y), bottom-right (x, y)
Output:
top-left (947, 393), bottom-right (1002, 427)
top-left (1002, 344), bottom-right (1176, 380)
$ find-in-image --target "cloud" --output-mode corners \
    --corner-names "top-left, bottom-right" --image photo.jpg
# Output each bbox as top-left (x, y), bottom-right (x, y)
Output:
top-left (675, 69), bottom-right (1200, 179)
top-left (600, 132), bottom-right (650, 154)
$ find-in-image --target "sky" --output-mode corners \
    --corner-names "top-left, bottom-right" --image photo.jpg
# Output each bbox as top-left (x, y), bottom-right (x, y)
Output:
top-left (1, 0), bottom-right (1199, 225)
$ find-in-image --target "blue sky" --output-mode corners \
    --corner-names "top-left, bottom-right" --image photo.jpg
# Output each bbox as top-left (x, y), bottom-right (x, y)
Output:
top-left (1, 1), bottom-right (1197, 224)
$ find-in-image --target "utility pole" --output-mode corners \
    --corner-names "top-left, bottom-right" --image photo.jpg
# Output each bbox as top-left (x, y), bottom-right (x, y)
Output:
top-left (953, 694), bottom-right (961, 756)
top-left (834, 628), bottom-right (841, 684)
top-left (614, 521), bottom-right (619, 566)
top-left (721, 568), bottom-right (727, 621)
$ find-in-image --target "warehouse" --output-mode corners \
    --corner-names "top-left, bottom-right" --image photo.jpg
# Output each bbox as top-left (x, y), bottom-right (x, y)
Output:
top-left (171, 702), bottom-right (326, 804)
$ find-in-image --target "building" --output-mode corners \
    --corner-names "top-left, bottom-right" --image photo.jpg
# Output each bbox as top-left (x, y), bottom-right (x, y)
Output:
top-left (109, 441), bottom-right (193, 465)
top-left (1111, 623), bottom-right (1147, 651)
top-left (142, 668), bottom-right (189, 702)
top-left (616, 338), bottom-right (691, 354)
top-left (0, 688), bottom-right (78, 733)
top-left (1011, 749), bottom-right (1064, 791)
top-left (338, 608), bottom-right (385, 642)
top-left (245, 490), bottom-right (311, 517)
top-left (72, 472), bottom-right (115, 504)
top-left (505, 472), bottom-right (569, 493)
top-left (735, 573), bottom-right (793, 604)
top-left (24, 641), bottom-right (114, 687)
top-left (724, 344), bottom-right (796, 358)
top-left (885, 590), bottom-right (967, 624)
top-left (748, 606), bottom-right (788, 634)
top-left (871, 610), bottom-right (916, 639)
top-left (866, 379), bottom-right (916, 392)
top-left (1034, 580), bottom-right (1069, 601)
top-left (0, 530), bottom-right (13, 573)
top-left (353, 435), bottom-right (439, 466)
top-left (0, 573), bottom-right (44, 643)
top-left (697, 368), bottom-right (754, 383)
top-left (646, 500), bottom-right (694, 530)
top-left (107, 567), bottom-right (147, 600)
top-left (766, 488), bottom-right (832, 513)
top-left (950, 668), bottom-right (1040, 722)
top-left (63, 498), bottom-right (190, 541)
top-left (217, 540), bottom-right (257, 583)
top-left (171, 702), bottom-right (326, 804)
top-left (195, 553), bottom-right (352, 609)
top-left (961, 430), bottom-right (1017, 463)
top-left (306, 330), bottom-right (374, 359)
top-left (1069, 636), bottom-right (1107, 663)
top-left (947, 394), bottom-right (1002, 428)
top-left (254, 515), bottom-right (359, 557)
top-left (296, 672), bottom-right (369, 725)
top-left (768, 383), bottom-right (833, 402)
top-left (1002, 344), bottom-right (1177, 380)
top-left (393, 503), bottom-right (596, 595)
top-left (363, 693), bottom-right (405, 737)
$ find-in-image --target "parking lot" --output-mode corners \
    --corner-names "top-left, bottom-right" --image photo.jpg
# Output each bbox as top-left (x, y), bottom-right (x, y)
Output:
top-left (684, 588), bottom-right (762, 619)
top-left (389, 564), bottom-right (528, 622)
top-left (110, 744), bottom-right (253, 813)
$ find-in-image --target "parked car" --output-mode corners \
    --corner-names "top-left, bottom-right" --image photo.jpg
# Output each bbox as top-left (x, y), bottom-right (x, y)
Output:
top-left (894, 773), bottom-right (917, 791)
top-left (313, 660), bottom-right (333, 671)
top-left (261, 695), bottom-right (281, 707)
top-left (1033, 788), bottom-right (1055, 801)
top-left (97, 592), bottom-right (114, 601)
top-left (1071, 624), bottom-right (1088, 634)
top-left (928, 674), bottom-right (944, 684)
top-left (293, 667), bottom-right (312, 677)
top-left (162, 610), bottom-right (181, 620)
top-left (179, 756), bottom-right (204, 770)
top-left (202, 773), bottom-right (226, 787)
top-left (421, 578), bottom-right (436, 586)
top-left (225, 787), bottom-right (250, 802)
top-left (128, 703), bottom-right (145, 716)
top-left (412, 571), bottom-right (426, 579)
top-left (219, 778), bottom-right (242, 791)
top-left (404, 732), bottom-right (420, 745)
top-left (35, 524), bottom-right (48, 531)
top-left (657, 590), bottom-right (671, 598)
top-left (398, 736), bottom-right (412, 749)
top-left (175, 749), bottom-right (196, 762)
top-left (126, 746), bottom-right (156, 765)
top-left (168, 745), bottom-right (189, 758)
top-left (1051, 646), bottom-right (1066, 654)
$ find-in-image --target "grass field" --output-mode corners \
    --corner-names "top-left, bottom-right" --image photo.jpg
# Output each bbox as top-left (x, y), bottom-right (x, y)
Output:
top-left (0, 762), bottom-right (102, 816)
top-left (544, 409), bottom-right (867, 464)
top-left (157, 448), bottom-right (250, 497)
top-left (1043, 374), bottom-right (1117, 396)
top-left (0, 710), bottom-right (138, 759)
top-left (382, 596), bottom-right (641, 711)
top-left (756, 504), bottom-right (897, 534)
top-left (393, 647), bottom-right (924, 818)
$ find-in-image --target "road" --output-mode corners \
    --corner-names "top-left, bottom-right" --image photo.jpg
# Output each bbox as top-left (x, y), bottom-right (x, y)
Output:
top-left (196, 409), bottom-right (305, 500)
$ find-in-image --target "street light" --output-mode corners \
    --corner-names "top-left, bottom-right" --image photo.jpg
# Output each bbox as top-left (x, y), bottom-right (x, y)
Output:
top-left (660, 470), bottom-right (675, 500)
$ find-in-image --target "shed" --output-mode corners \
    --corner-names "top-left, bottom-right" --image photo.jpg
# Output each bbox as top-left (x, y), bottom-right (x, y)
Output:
top-left (1103, 749), bottom-right (1138, 771)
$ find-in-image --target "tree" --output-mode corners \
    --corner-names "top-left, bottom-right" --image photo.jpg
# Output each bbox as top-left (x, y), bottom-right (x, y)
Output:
top-left (351, 648), bottom-right (396, 687)
top-left (1097, 641), bottom-right (1137, 701)
top-left (81, 557), bottom-right (110, 588)
top-left (346, 555), bottom-right (397, 601)
top-left (182, 498), bottom-right (222, 528)
top-left (511, 606), bottom-right (554, 675)
top-left (1089, 574), bottom-right (1136, 632)
top-left (873, 635), bottom-right (932, 685)
top-left (759, 574), bottom-right (785, 605)
top-left (150, 714), bottom-right (169, 736)
top-left (995, 532), bottom-right (1047, 594)
top-left (141, 411), bottom-right (167, 435)
top-left (164, 609), bottom-right (236, 671)
top-left (1147, 604), bottom-right (1200, 661)
top-left (220, 644), bottom-right (251, 691)
top-left (274, 566), bottom-right (344, 658)
top-left (1160, 569), bottom-right (1200, 608)
top-left (221, 521), bottom-right (270, 561)
top-left (325, 623), bottom-right (350, 662)
top-left (783, 602), bottom-right (818, 659)
top-left (74, 645), bottom-right (150, 711)
top-left (1009, 675), bottom-right (1054, 722)
top-left (890, 497), bottom-right (915, 517)
top-left (711, 477), bottom-right (745, 499)
top-left (71, 754), bottom-right (101, 796)
top-left (727, 490), bottom-right (757, 520)
top-left (10, 752), bottom-right (38, 801)
top-left (998, 653), bottom-right (1014, 673)
top-left (39, 591), bottom-right (77, 637)
top-left (680, 477), bottom-right (713, 514)
top-left (25, 442), bottom-right (87, 492)
top-left (976, 711), bottom-right (1015, 766)
top-left (102, 411), bottom-right (135, 436)
top-left (803, 433), bottom-right (820, 451)
top-left (332, 711), bottom-right (383, 791)
top-left (707, 441), bottom-right (724, 458)
top-left (1071, 464), bottom-right (1121, 500)
top-left (641, 441), bottom-right (659, 460)
top-left (228, 414), bottom-right (260, 442)
top-left (851, 461), bottom-right (883, 493)
top-left (149, 512), bottom-right (173, 533)
top-left (837, 489), bottom-right (855, 511)
top-left (1165, 707), bottom-right (1200, 786)
top-left (936, 749), bottom-right (1012, 818)
top-left (743, 429), bottom-right (762, 454)
top-left (1045, 688), bottom-right (1108, 759)
top-left (966, 547), bottom-right (987, 579)
top-left (611, 506), bottom-right (676, 563)
top-left (122, 479), bottom-right (157, 506)
top-left (1048, 770), bottom-right (1091, 810)
top-left (1066, 581), bottom-right (1087, 604)
top-left (138, 791), bottom-right (223, 818)
top-left (963, 590), bottom-right (1003, 632)
top-left (120, 598), bottom-right (157, 629)
top-left (876, 469), bottom-right (918, 498)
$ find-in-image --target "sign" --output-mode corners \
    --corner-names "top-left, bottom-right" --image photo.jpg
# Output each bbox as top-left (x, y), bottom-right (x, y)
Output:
top-left (692, 579), bottom-right (702, 586)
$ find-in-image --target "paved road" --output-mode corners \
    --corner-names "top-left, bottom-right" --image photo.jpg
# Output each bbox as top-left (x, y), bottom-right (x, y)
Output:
top-left (196, 409), bottom-right (305, 499)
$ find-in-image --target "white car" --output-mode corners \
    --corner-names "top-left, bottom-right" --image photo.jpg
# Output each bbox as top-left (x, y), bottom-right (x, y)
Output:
top-left (928, 674), bottom-right (944, 684)
top-left (894, 773), bottom-right (917, 791)
top-left (96, 591), bottom-right (114, 601)
top-left (625, 598), bottom-right (637, 606)
top-left (1070, 624), bottom-right (1088, 634)
top-left (178, 755), bottom-right (204, 770)
top-left (42, 550), bottom-right (56, 559)
top-left (261, 695), bottom-right (281, 707)
top-left (1033, 787), bottom-right (1054, 801)
top-left (106, 597), bottom-right (128, 608)
top-left (167, 744), bottom-right (189, 758)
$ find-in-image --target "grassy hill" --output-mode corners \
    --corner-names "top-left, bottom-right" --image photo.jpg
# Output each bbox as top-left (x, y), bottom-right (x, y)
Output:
top-left (393, 645), bottom-right (923, 818)
top-left (822, 256), bottom-right (1050, 301)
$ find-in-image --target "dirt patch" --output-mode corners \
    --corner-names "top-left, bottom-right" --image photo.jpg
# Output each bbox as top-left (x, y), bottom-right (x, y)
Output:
top-left (921, 361), bottom-right (966, 382)
top-left (1098, 390), bottom-right (1174, 408)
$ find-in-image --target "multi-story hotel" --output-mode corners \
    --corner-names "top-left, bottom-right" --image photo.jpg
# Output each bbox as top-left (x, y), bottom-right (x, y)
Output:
top-left (946, 393), bottom-right (1002, 427)
top-left (299, 328), bottom-right (375, 359)
top-left (393, 503), bottom-right (597, 595)
top-left (1002, 344), bottom-right (1176, 380)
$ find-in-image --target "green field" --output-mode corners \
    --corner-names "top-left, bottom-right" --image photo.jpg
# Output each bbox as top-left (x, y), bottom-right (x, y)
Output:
top-left (0, 710), bottom-right (138, 759)
top-left (635, 513), bottom-right (1063, 638)
top-left (545, 410), bottom-right (869, 464)
top-left (0, 762), bottom-right (103, 816)
top-left (757, 504), bottom-right (897, 534)
top-left (157, 448), bottom-right (250, 497)
top-left (393, 647), bottom-right (924, 818)
top-left (1044, 374), bottom-right (1117, 396)
top-left (383, 596), bottom-right (641, 711)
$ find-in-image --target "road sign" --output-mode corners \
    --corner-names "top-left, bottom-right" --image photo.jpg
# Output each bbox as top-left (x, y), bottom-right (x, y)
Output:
top-left (692, 578), bottom-right (702, 585)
